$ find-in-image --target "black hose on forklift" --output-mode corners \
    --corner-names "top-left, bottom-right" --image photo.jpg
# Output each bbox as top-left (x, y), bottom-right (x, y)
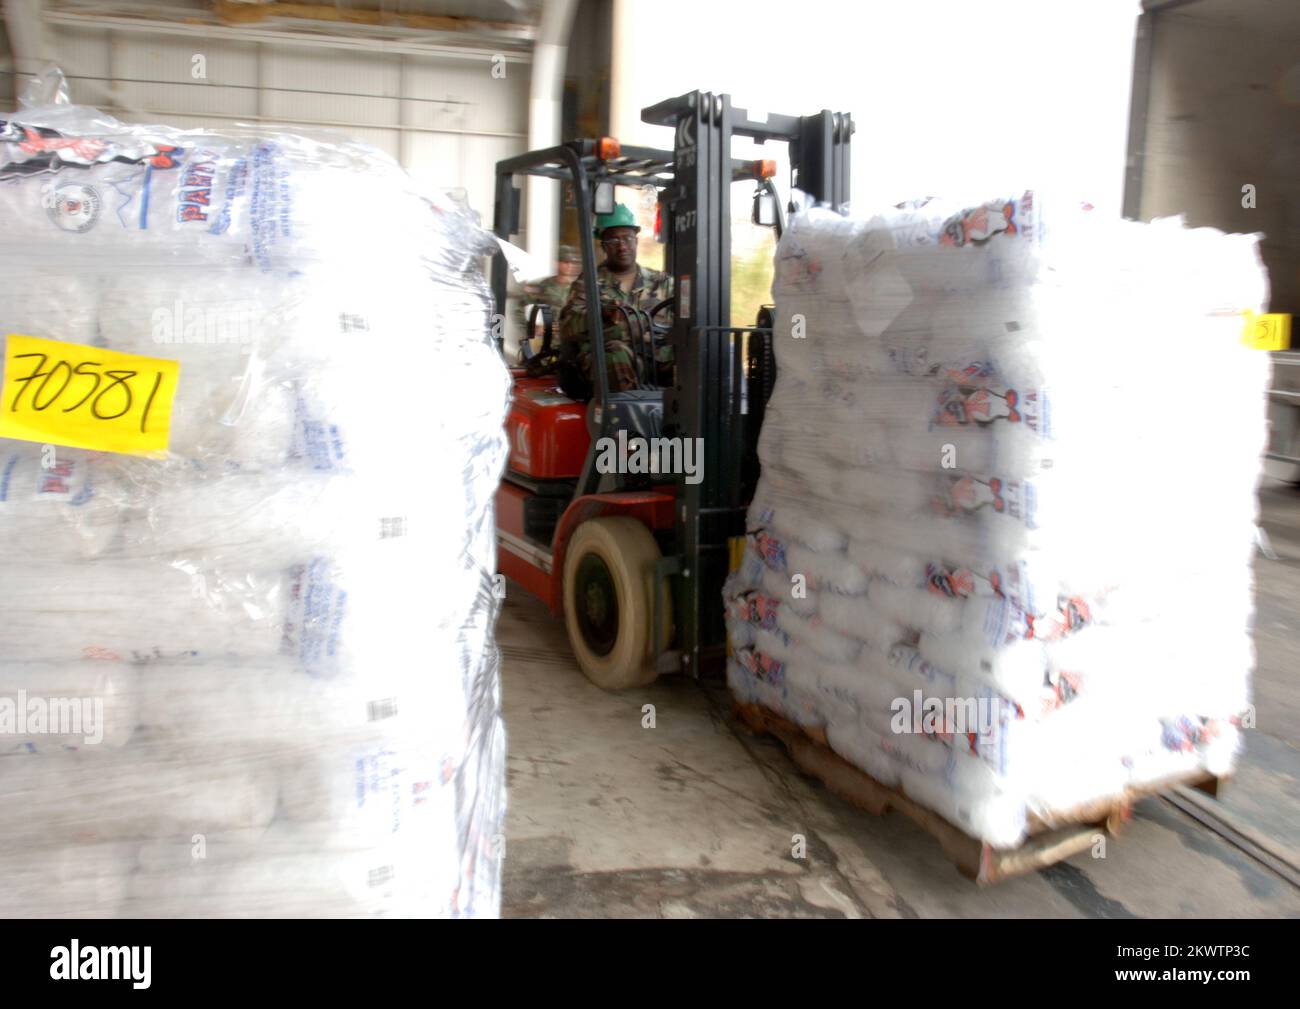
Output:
top-left (629, 306), bottom-right (656, 387)
top-left (610, 303), bottom-right (655, 389)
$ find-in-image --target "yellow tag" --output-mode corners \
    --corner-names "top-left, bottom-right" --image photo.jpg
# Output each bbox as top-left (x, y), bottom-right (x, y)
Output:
top-left (1242, 312), bottom-right (1292, 351)
top-left (725, 537), bottom-right (749, 658)
top-left (728, 535), bottom-right (748, 574)
top-left (0, 334), bottom-right (180, 457)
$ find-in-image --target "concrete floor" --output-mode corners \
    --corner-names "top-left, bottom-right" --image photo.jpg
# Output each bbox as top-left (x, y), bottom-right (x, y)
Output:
top-left (498, 479), bottom-right (1300, 918)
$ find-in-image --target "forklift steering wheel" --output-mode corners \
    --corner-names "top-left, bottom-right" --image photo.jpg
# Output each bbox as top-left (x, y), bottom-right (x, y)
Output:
top-left (522, 302), bottom-right (562, 379)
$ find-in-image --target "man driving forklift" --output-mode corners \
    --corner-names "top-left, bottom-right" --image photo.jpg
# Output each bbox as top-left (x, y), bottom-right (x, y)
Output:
top-left (557, 202), bottom-right (673, 392)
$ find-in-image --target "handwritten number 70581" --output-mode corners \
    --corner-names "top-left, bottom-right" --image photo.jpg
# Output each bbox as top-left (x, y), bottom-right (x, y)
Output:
top-left (7, 352), bottom-right (164, 433)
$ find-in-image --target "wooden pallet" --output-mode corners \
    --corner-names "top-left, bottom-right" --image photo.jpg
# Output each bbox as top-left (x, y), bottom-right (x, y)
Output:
top-left (734, 701), bottom-right (1224, 885)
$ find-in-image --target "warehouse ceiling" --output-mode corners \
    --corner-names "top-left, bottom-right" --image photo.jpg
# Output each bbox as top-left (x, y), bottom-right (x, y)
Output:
top-left (43, 1), bottom-right (542, 49)
top-left (206, 0), bottom-right (541, 29)
top-left (1145, 0), bottom-right (1300, 39)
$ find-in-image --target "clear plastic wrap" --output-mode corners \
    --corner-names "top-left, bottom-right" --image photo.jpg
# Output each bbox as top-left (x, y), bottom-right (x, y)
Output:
top-left (0, 75), bottom-right (510, 916)
top-left (727, 193), bottom-right (1268, 849)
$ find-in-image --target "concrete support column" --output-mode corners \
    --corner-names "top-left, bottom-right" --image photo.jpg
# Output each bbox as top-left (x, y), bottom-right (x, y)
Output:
top-left (526, 0), bottom-right (579, 270)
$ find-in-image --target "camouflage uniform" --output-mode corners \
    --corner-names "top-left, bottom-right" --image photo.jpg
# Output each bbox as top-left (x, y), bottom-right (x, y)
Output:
top-left (512, 275), bottom-right (571, 345)
top-left (521, 275), bottom-right (575, 322)
top-left (558, 263), bottom-right (673, 391)
top-left (512, 246), bottom-right (580, 339)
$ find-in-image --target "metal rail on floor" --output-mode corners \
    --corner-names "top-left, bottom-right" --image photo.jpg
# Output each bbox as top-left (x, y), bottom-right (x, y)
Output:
top-left (1161, 787), bottom-right (1300, 889)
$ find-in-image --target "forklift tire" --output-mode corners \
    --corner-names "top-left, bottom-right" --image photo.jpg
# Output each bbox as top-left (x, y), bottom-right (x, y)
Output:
top-left (562, 516), bottom-right (667, 691)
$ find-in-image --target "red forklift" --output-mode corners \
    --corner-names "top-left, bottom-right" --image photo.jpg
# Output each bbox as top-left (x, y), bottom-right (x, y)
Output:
top-left (490, 90), bottom-right (852, 689)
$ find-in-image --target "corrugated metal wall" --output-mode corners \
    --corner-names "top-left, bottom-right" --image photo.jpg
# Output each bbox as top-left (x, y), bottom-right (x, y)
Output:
top-left (1139, 7), bottom-right (1300, 316)
top-left (3, 12), bottom-right (531, 224)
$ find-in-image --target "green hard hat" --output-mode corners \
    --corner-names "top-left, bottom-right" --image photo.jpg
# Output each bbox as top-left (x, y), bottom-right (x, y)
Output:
top-left (593, 202), bottom-right (639, 237)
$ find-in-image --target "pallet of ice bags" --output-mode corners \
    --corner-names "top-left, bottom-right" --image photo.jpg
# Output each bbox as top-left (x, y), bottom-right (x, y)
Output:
top-left (0, 73), bottom-right (510, 917)
top-left (725, 192), bottom-right (1269, 850)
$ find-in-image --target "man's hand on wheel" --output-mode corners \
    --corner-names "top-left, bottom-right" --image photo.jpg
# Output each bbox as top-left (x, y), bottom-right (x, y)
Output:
top-left (599, 301), bottom-right (653, 342)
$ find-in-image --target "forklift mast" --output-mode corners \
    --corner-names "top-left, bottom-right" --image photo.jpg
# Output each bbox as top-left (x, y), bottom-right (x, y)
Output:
top-left (641, 91), bottom-right (853, 677)
top-left (488, 90), bottom-right (851, 682)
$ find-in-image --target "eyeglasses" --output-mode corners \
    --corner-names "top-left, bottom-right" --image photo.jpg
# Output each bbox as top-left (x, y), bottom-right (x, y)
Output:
top-left (600, 235), bottom-right (637, 247)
